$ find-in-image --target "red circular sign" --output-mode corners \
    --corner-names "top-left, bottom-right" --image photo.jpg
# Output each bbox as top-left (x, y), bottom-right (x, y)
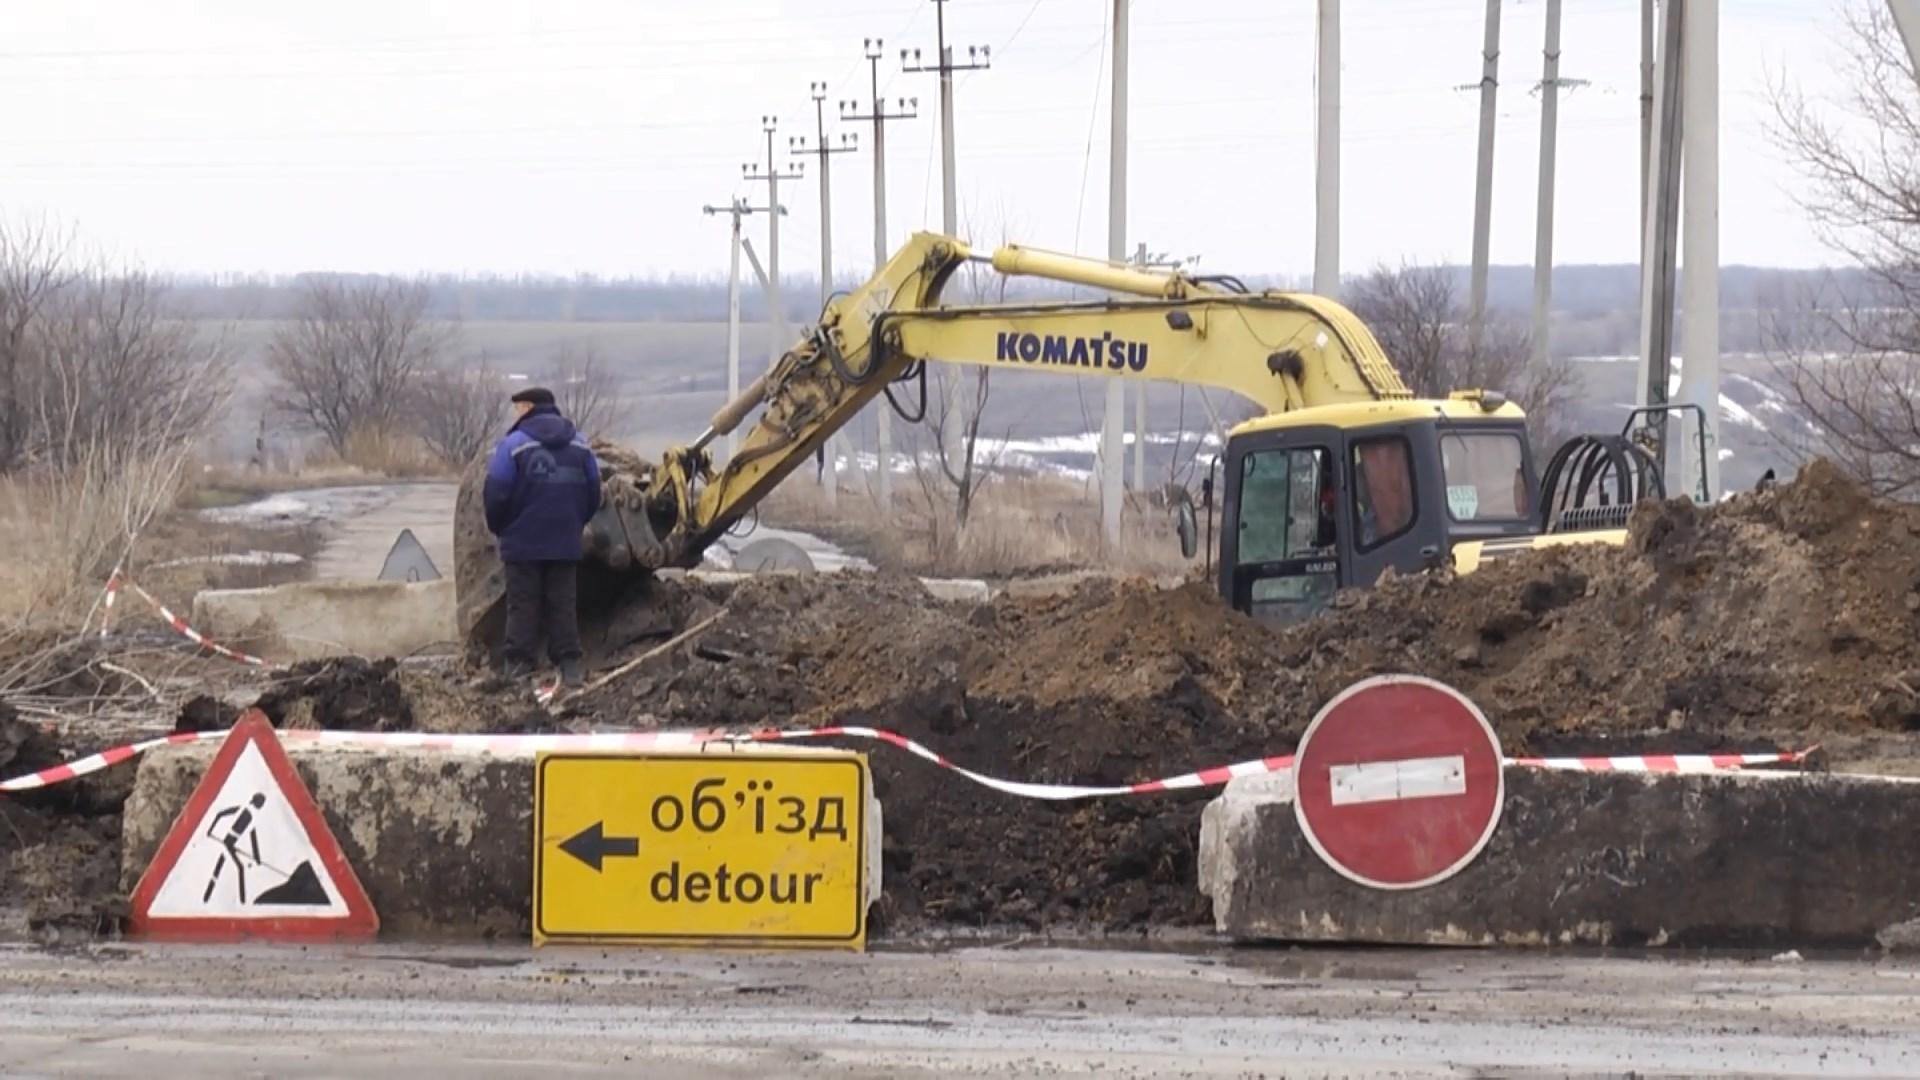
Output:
top-left (1293, 675), bottom-right (1504, 890)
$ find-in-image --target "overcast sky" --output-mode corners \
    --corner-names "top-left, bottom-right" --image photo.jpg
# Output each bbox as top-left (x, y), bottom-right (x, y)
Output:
top-left (3, 0), bottom-right (1843, 281)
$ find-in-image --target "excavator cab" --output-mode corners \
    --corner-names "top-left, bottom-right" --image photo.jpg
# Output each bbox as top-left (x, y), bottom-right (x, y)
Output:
top-left (1216, 399), bottom-right (1541, 625)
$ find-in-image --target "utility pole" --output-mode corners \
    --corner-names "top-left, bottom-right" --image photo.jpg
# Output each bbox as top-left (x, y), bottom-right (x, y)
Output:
top-left (1677, 0), bottom-right (1720, 502)
top-left (743, 116), bottom-right (804, 380)
top-left (1100, 0), bottom-right (1130, 547)
top-left (1640, 0), bottom-right (1654, 264)
top-left (703, 197), bottom-right (776, 461)
top-left (792, 83), bottom-right (859, 508)
top-left (1467, 0), bottom-right (1502, 352)
top-left (842, 41), bottom-right (918, 511)
top-left (1530, 0), bottom-right (1585, 368)
top-left (1636, 0), bottom-right (1684, 482)
top-left (1127, 242), bottom-right (1194, 494)
top-left (902, 0), bottom-right (990, 236)
top-left (903, 1), bottom-right (990, 509)
top-left (1314, 0), bottom-right (1340, 298)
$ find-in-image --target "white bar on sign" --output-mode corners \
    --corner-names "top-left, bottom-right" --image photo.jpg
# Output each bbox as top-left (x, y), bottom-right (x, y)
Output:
top-left (1329, 755), bottom-right (1467, 806)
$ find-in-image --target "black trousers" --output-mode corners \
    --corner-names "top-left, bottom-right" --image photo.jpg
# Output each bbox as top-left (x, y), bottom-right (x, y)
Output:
top-left (502, 560), bottom-right (582, 666)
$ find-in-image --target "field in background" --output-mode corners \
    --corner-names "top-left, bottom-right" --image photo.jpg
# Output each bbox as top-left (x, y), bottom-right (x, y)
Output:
top-left (761, 471), bottom-right (1197, 581)
top-left (208, 317), bottom-right (1808, 494)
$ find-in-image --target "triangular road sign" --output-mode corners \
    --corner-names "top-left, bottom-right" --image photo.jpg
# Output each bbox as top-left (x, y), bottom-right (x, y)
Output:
top-left (378, 527), bottom-right (441, 582)
top-left (128, 710), bottom-right (378, 942)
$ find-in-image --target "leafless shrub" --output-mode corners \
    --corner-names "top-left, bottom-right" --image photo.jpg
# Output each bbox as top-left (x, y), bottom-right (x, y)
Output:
top-left (1345, 262), bottom-right (1581, 450)
top-left (35, 271), bottom-right (230, 469)
top-left (550, 343), bottom-right (629, 438)
top-left (269, 277), bottom-right (454, 457)
top-left (416, 352), bottom-right (510, 469)
top-left (1763, 1), bottom-right (1920, 495)
top-left (0, 220), bottom-right (75, 471)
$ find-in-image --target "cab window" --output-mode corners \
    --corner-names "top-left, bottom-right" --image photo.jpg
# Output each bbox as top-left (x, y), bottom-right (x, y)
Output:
top-left (1440, 431), bottom-right (1529, 521)
top-left (1237, 446), bottom-right (1337, 625)
top-left (1350, 436), bottom-right (1415, 550)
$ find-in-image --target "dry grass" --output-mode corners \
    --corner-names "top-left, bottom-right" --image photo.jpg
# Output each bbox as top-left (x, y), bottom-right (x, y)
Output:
top-left (763, 469), bottom-right (1194, 580)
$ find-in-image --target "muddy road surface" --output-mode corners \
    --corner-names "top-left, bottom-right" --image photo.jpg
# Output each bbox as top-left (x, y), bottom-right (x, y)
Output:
top-left (1, 942), bottom-right (1916, 1077)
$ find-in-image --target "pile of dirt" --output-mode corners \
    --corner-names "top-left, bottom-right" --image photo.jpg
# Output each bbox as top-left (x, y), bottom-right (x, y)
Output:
top-left (248, 658), bottom-right (414, 732)
top-left (0, 707), bottom-right (124, 936)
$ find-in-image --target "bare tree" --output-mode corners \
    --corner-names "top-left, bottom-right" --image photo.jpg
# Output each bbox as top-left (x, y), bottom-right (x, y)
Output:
top-left (0, 221), bottom-right (74, 470)
top-left (1764, 1), bottom-right (1920, 495)
top-left (1346, 261), bottom-right (1580, 451)
top-left (908, 211), bottom-right (1017, 531)
top-left (550, 343), bottom-right (629, 438)
top-left (269, 277), bottom-right (453, 456)
top-left (415, 351), bottom-right (510, 469)
top-left (34, 271), bottom-right (230, 468)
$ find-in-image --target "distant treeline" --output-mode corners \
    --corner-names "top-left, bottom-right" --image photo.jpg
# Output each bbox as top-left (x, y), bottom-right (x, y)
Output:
top-left (166, 263), bottom-right (1870, 356)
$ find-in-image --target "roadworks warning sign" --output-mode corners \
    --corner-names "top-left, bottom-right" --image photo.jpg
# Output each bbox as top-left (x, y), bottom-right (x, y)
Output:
top-left (533, 751), bottom-right (868, 949)
top-left (128, 710), bottom-right (378, 942)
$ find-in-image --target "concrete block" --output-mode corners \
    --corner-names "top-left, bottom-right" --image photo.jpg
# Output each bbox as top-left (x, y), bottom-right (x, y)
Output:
top-left (1198, 766), bottom-right (1920, 948)
top-left (191, 579), bottom-right (457, 662)
top-left (121, 740), bottom-right (883, 941)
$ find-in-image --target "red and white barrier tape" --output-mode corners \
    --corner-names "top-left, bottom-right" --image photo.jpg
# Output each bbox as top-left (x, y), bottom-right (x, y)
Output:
top-left (1506, 751), bottom-right (1813, 773)
top-left (116, 578), bottom-right (280, 669)
top-left (98, 569), bottom-right (123, 640)
top-left (0, 722), bottom-right (1813, 801)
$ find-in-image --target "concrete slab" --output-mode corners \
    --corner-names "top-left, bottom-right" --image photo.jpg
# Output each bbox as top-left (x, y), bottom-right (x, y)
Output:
top-left (191, 579), bottom-right (457, 661)
top-left (1198, 766), bottom-right (1920, 948)
top-left (121, 740), bottom-right (883, 941)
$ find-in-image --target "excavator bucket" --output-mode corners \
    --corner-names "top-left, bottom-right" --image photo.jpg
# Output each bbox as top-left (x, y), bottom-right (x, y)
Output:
top-left (453, 440), bottom-right (684, 665)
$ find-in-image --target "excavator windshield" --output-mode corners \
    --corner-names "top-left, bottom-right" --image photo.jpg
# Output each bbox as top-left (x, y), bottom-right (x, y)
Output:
top-left (1439, 430), bottom-right (1530, 522)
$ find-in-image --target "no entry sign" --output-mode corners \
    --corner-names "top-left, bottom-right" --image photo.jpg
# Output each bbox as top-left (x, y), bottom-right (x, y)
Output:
top-left (1293, 675), bottom-right (1504, 890)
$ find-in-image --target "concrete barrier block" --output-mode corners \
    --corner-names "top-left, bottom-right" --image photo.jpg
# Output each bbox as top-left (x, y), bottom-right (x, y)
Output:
top-left (191, 580), bottom-right (457, 661)
top-left (121, 740), bottom-right (883, 941)
top-left (1198, 766), bottom-right (1920, 948)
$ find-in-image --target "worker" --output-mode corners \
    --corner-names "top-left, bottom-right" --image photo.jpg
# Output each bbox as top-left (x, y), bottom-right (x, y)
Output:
top-left (482, 387), bottom-right (602, 686)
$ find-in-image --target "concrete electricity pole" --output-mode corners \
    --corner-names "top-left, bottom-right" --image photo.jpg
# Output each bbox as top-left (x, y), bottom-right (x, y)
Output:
top-left (902, 0), bottom-right (990, 236)
top-left (703, 197), bottom-right (777, 461)
top-left (1314, 0), bottom-right (1340, 298)
top-left (1127, 242), bottom-right (1193, 494)
top-left (1635, 0), bottom-right (1684, 479)
top-left (1529, 0), bottom-right (1586, 368)
top-left (1466, 0), bottom-right (1502, 352)
top-left (792, 83), bottom-right (859, 507)
top-left (1677, 0), bottom-right (1720, 502)
top-left (1100, 0), bottom-right (1130, 547)
top-left (841, 41), bottom-right (918, 510)
top-left (743, 116), bottom-right (804, 379)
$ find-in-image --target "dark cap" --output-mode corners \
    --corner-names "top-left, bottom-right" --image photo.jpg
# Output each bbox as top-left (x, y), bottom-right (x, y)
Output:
top-left (510, 386), bottom-right (555, 406)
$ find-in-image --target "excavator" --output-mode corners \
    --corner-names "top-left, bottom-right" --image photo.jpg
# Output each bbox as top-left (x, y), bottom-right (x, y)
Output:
top-left (456, 231), bottom-right (1700, 647)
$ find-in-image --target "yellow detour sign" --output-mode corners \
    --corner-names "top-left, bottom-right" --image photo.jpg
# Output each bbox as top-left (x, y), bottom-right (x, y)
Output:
top-left (534, 751), bottom-right (869, 949)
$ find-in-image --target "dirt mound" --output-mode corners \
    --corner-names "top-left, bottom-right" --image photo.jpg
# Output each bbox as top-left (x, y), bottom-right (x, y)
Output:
top-left (250, 658), bottom-right (414, 732)
top-left (1258, 457), bottom-right (1920, 748)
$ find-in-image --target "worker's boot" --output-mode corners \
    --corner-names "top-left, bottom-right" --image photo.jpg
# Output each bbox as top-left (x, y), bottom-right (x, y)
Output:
top-left (502, 658), bottom-right (534, 682)
top-left (559, 659), bottom-right (585, 688)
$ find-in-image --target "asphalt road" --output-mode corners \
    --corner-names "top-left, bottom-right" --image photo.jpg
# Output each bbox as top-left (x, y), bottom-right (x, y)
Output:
top-left (1, 941), bottom-right (1917, 1077)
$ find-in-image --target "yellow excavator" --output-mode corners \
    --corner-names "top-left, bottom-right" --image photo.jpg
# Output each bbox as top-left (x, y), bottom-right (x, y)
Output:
top-left (456, 231), bottom-right (1701, 646)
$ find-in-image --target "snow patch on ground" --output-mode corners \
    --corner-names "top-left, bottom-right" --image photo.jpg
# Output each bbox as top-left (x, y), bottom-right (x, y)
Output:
top-left (153, 551), bottom-right (305, 569)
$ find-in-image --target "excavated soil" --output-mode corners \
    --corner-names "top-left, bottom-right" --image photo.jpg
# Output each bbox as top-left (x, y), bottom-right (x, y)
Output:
top-left (9, 458), bottom-right (1920, 938)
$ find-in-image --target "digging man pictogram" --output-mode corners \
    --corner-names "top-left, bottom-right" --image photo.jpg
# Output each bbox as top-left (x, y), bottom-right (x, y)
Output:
top-left (203, 792), bottom-right (269, 904)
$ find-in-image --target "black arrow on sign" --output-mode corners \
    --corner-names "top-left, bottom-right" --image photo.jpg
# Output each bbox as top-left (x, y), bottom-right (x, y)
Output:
top-left (557, 821), bottom-right (640, 872)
